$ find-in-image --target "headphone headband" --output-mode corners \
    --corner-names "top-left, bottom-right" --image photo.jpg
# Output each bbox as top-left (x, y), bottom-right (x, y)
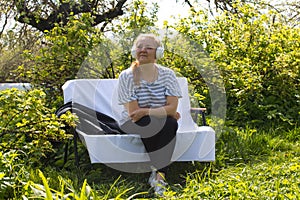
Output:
top-left (131, 45), bottom-right (164, 59)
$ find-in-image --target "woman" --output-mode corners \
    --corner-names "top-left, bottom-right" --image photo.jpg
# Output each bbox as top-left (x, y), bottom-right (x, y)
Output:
top-left (117, 33), bottom-right (182, 195)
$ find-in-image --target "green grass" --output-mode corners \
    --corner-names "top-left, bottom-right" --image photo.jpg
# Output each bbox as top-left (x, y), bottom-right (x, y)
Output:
top-left (10, 126), bottom-right (300, 199)
top-left (174, 153), bottom-right (300, 199)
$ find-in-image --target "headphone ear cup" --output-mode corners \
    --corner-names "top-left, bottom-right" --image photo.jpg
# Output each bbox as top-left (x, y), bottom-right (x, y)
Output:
top-left (131, 48), bottom-right (136, 58)
top-left (156, 46), bottom-right (164, 59)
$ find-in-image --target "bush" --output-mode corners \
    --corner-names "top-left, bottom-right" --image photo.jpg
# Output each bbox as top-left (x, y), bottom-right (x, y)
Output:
top-left (0, 88), bottom-right (74, 160)
top-left (0, 88), bottom-right (75, 198)
top-left (175, 3), bottom-right (300, 129)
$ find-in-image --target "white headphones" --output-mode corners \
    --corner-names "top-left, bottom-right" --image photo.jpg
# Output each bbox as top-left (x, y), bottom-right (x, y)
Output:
top-left (131, 45), bottom-right (164, 59)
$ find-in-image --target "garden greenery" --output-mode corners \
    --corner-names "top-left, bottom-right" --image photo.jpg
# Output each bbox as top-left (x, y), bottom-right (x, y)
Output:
top-left (0, 1), bottom-right (299, 199)
top-left (175, 2), bottom-right (300, 129)
top-left (0, 88), bottom-right (75, 199)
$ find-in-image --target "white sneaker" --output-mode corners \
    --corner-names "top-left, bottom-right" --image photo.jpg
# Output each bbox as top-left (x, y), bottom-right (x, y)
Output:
top-left (153, 180), bottom-right (167, 196)
top-left (148, 170), bottom-right (156, 187)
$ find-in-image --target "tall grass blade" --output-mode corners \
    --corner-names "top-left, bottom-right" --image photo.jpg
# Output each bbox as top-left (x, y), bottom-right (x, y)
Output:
top-left (38, 170), bottom-right (53, 200)
top-left (104, 175), bottom-right (121, 200)
top-left (79, 179), bottom-right (88, 199)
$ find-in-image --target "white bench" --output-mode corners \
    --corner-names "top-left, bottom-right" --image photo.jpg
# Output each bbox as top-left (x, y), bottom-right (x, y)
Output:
top-left (62, 78), bottom-right (215, 165)
top-left (0, 83), bottom-right (31, 90)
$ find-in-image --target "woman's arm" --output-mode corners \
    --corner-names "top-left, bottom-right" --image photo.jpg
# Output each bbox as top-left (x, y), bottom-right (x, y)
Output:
top-left (124, 96), bottom-right (179, 122)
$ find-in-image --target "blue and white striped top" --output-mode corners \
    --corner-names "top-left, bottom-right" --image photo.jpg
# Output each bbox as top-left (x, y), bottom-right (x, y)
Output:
top-left (117, 64), bottom-right (182, 124)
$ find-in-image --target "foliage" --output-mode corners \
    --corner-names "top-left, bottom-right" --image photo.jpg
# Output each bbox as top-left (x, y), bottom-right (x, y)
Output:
top-left (13, 0), bottom-right (128, 32)
top-left (1, 1), bottom-right (300, 199)
top-left (0, 150), bottom-right (28, 199)
top-left (175, 2), bottom-right (300, 128)
top-left (0, 1), bottom-right (15, 37)
top-left (0, 88), bottom-right (76, 198)
top-left (176, 152), bottom-right (300, 199)
top-left (0, 25), bottom-right (40, 82)
top-left (23, 170), bottom-right (93, 199)
top-left (23, 170), bottom-right (148, 199)
top-left (17, 13), bottom-right (104, 105)
top-left (111, 0), bottom-right (159, 34)
top-left (0, 88), bottom-right (75, 163)
top-left (0, 126), bottom-right (297, 199)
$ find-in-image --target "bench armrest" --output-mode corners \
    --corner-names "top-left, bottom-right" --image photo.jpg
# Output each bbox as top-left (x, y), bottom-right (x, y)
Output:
top-left (190, 107), bottom-right (207, 126)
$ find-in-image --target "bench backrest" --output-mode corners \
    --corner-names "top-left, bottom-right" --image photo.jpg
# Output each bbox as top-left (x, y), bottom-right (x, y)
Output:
top-left (62, 78), bottom-right (198, 132)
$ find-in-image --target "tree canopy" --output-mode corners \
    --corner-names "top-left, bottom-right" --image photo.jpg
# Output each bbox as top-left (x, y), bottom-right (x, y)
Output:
top-left (13, 0), bottom-right (128, 32)
top-left (6, 0), bottom-right (295, 33)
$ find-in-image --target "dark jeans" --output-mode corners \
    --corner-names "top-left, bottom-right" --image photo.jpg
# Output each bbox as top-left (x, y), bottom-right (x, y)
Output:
top-left (120, 115), bottom-right (178, 174)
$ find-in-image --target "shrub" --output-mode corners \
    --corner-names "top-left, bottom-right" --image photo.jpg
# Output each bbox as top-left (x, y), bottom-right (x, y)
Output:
top-left (175, 3), bottom-right (300, 129)
top-left (0, 88), bottom-right (74, 160)
top-left (0, 88), bottom-right (75, 198)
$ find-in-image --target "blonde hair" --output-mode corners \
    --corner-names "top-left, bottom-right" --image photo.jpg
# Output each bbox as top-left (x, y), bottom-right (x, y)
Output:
top-left (132, 33), bottom-right (161, 50)
top-left (131, 33), bottom-right (161, 85)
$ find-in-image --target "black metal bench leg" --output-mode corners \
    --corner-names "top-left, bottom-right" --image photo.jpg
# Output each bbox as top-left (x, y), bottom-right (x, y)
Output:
top-left (201, 111), bottom-right (207, 126)
top-left (191, 108), bottom-right (207, 126)
top-left (64, 140), bottom-right (69, 165)
top-left (73, 129), bottom-right (79, 167)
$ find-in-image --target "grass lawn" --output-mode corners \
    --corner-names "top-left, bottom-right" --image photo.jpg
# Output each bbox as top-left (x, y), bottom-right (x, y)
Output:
top-left (23, 126), bottom-right (300, 199)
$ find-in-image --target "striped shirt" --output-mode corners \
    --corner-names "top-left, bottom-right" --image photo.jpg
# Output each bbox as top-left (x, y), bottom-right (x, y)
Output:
top-left (117, 64), bottom-right (182, 124)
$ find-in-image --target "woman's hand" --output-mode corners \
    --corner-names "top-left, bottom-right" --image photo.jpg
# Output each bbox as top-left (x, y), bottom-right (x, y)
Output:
top-left (173, 112), bottom-right (181, 120)
top-left (129, 108), bottom-right (148, 122)
top-left (125, 97), bottom-right (180, 122)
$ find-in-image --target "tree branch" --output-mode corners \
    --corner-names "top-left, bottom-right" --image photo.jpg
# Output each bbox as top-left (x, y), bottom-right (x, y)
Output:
top-left (15, 0), bottom-right (128, 32)
top-left (184, 0), bottom-right (193, 8)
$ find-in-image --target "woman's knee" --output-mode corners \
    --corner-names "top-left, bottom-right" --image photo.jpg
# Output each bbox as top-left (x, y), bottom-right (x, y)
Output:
top-left (165, 116), bottom-right (178, 130)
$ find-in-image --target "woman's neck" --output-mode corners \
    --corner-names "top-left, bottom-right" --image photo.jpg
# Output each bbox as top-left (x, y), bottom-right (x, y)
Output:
top-left (139, 63), bottom-right (156, 72)
top-left (139, 63), bottom-right (157, 82)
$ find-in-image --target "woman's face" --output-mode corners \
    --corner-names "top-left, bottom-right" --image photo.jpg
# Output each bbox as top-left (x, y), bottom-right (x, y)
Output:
top-left (135, 37), bottom-right (157, 64)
